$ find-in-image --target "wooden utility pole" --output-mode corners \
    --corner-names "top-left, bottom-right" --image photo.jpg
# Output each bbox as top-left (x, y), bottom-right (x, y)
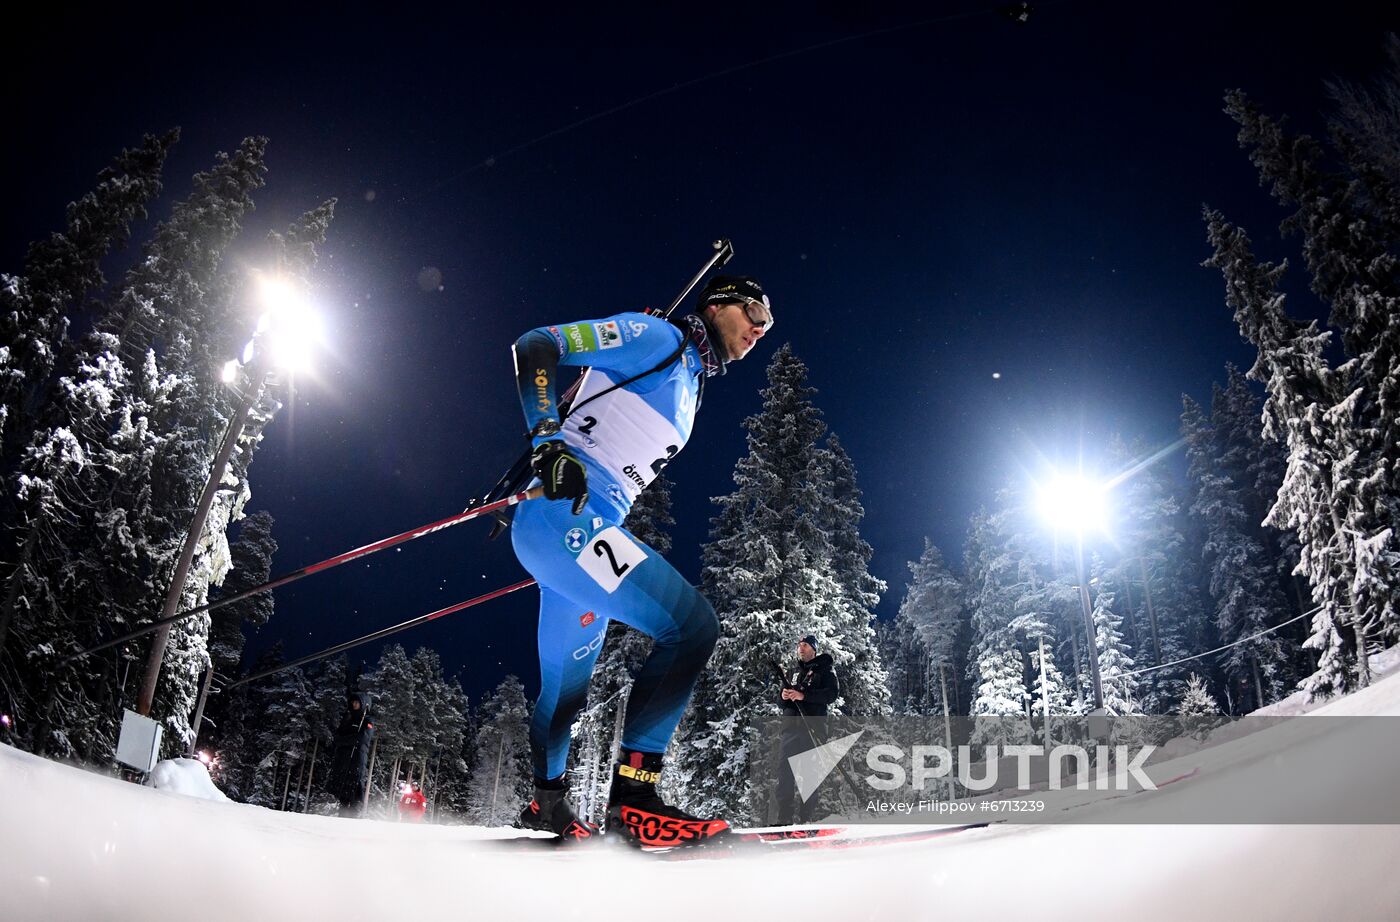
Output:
top-left (138, 369), bottom-right (263, 716)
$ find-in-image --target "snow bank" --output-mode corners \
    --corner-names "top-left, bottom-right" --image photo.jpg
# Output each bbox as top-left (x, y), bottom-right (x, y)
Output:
top-left (144, 757), bottom-right (229, 802)
top-left (4, 664), bottom-right (1400, 921)
top-left (1253, 642), bottom-right (1400, 716)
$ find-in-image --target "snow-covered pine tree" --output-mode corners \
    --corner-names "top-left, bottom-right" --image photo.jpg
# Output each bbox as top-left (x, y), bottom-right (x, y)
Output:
top-left (1203, 212), bottom-right (1359, 700)
top-left (1216, 367), bottom-right (1311, 675)
top-left (814, 434), bottom-right (890, 717)
top-left (464, 675), bottom-right (532, 827)
top-left (434, 701), bottom-right (478, 819)
top-left (878, 615), bottom-right (927, 713)
top-left (1178, 672), bottom-right (1221, 717)
top-left (567, 472), bottom-right (671, 826)
top-left (0, 130), bottom-right (177, 473)
top-left (1223, 73), bottom-right (1400, 658)
top-left (1089, 560), bottom-right (1139, 716)
top-left (240, 646), bottom-right (311, 809)
top-left (672, 344), bottom-right (846, 822)
top-left (0, 131), bottom-right (173, 721)
top-left (407, 647), bottom-right (468, 800)
top-left (964, 502), bottom-right (1033, 745)
top-left (1182, 387), bottom-right (1291, 711)
top-left (207, 511), bottom-right (277, 677)
top-left (1, 137), bottom-right (280, 758)
top-left (212, 674), bottom-right (258, 801)
top-left (1104, 435), bottom-right (1201, 712)
top-left (1015, 561), bottom-right (1090, 715)
top-left (1009, 611), bottom-right (1077, 743)
top-left (1325, 36), bottom-right (1400, 242)
top-left (892, 538), bottom-right (965, 716)
top-left (1177, 672), bottom-right (1224, 741)
top-left (298, 655), bottom-right (350, 812)
top-left (367, 644), bottom-right (419, 802)
top-left (1224, 365), bottom-right (1315, 625)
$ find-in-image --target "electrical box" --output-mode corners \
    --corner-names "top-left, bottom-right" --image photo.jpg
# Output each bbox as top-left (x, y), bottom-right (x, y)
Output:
top-left (116, 709), bottom-right (163, 773)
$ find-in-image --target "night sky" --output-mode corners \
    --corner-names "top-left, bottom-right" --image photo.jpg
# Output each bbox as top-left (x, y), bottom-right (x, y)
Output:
top-left (4, 3), bottom-right (1393, 701)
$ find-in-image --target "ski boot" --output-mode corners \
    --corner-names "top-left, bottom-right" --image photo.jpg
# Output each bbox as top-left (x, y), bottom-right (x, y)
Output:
top-left (518, 778), bottom-right (598, 843)
top-left (605, 750), bottom-right (730, 848)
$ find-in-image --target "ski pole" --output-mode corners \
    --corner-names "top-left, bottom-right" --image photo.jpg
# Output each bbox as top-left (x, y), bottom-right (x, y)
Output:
top-left (61, 486), bottom-right (545, 665)
top-left (225, 577), bottom-right (538, 689)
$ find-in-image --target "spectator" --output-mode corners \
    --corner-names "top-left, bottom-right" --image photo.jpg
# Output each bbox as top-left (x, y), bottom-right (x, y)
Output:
top-left (775, 634), bottom-right (838, 825)
top-left (328, 691), bottom-right (374, 818)
top-left (399, 781), bottom-right (428, 823)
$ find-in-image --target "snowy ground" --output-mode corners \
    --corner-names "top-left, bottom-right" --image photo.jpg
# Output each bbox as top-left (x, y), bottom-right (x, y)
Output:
top-left (5, 667), bottom-right (1400, 922)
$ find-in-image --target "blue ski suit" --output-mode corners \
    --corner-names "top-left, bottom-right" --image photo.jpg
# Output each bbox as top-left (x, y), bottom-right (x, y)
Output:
top-left (510, 312), bottom-right (718, 781)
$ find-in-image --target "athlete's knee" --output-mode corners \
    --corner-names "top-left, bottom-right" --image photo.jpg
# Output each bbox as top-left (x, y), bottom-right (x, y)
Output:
top-left (681, 591), bottom-right (719, 657)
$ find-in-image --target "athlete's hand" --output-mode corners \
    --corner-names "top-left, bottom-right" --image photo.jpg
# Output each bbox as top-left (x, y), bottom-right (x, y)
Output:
top-left (531, 439), bottom-right (589, 514)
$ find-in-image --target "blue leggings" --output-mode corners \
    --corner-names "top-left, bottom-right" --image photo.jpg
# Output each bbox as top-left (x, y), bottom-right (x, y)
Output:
top-left (510, 496), bottom-right (719, 781)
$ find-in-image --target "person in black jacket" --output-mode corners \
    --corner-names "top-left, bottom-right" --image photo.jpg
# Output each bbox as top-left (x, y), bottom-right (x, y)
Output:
top-left (775, 634), bottom-right (838, 824)
top-left (328, 691), bottom-right (375, 818)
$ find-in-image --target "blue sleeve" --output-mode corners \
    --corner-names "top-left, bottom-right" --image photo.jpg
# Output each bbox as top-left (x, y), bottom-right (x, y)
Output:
top-left (513, 312), bottom-right (683, 445)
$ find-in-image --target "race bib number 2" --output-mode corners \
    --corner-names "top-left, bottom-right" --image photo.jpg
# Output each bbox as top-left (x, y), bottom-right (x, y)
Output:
top-left (576, 526), bottom-right (647, 593)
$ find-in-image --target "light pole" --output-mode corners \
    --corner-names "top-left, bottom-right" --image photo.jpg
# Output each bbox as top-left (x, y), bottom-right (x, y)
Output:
top-left (136, 276), bottom-right (323, 718)
top-left (1037, 473), bottom-right (1108, 712)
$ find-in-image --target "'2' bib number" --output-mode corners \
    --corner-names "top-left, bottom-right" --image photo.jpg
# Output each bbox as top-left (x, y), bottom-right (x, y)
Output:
top-left (576, 527), bottom-right (646, 593)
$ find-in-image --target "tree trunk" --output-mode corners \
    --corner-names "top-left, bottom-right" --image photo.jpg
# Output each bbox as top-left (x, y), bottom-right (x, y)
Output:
top-left (1251, 657), bottom-right (1265, 710)
top-left (489, 734), bottom-right (505, 826)
top-left (279, 757), bottom-right (293, 811)
top-left (0, 529), bottom-right (41, 658)
top-left (1068, 630), bottom-right (1086, 712)
top-left (1291, 575), bottom-right (1310, 619)
top-left (1137, 557), bottom-right (1163, 665)
top-left (1355, 624), bottom-right (1371, 687)
top-left (1122, 579), bottom-right (1143, 653)
top-left (938, 663), bottom-right (956, 801)
top-left (428, 751), bottom-right (443, 822)
top-left (363, 736), bottom-right (378, 814)
top-left (302, 738), bottom-right (319, 812)
top-left (292, 750), bottom-right (307, 812)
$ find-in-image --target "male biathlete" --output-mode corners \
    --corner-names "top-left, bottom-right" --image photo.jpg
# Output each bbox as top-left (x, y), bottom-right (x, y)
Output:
top-left (509, 275), bottom-right (772, 846)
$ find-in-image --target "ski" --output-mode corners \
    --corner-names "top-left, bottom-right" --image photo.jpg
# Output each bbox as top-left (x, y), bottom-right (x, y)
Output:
top-left (647, 822), bottom-right (990, 857)
top-left (483, 821), bottom-right (989, 854)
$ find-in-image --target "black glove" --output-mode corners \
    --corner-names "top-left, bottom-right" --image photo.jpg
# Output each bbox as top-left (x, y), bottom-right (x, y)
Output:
top-left (531, 439), bottom-right (589, 514)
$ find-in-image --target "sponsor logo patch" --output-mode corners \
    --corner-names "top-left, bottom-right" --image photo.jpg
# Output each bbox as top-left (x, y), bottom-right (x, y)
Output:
top-left (533, 369), bottom-right (550, 412)
top-left (571, 628), bottom-right (605, 661)
top-left (546, 326), bottom-right (567, 357)
top-left (628, 320), bottom-right (647, 339)
top-left (595, 321), bottom-right (623, 349)
top-left (580, 611), bottom-right (596, 627)
top-left (564, 527), bottom-right (587, 553)
top-left (562, 323), bottom-right (597, 352)
top-left (620, 463), bottom-right (648, 488)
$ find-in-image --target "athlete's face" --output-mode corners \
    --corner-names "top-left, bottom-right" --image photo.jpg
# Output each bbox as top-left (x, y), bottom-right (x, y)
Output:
top-left (705, 301), bottom-right (769, 361)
